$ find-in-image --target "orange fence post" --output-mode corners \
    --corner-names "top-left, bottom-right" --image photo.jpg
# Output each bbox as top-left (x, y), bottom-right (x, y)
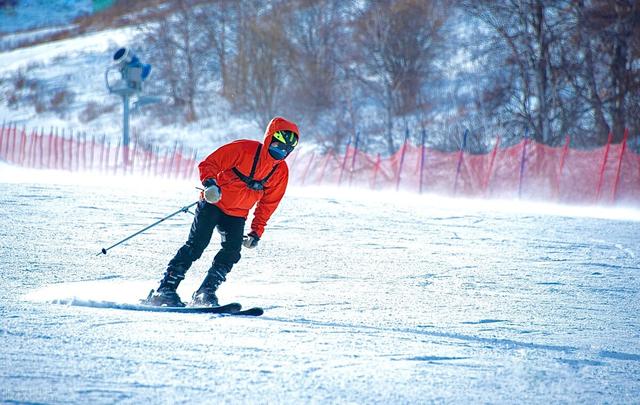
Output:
top-left (595, 132), bottom-right (613, 203)
top-left (19, 126), bottom-right (27, 166)
top-left (30, 128), bottom-right (38, 168)
top-left (419, 129), bottom-right (427, 194)
top-left (611, 128), bottom-right (629, 203)
top-left (483, 136), bottom-right (501, 196)
top-left (395, 130), bottom-right (409, 192)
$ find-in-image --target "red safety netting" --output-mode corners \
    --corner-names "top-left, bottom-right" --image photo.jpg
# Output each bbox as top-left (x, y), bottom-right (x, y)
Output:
top-left (2, 122), bottom-right (638, 205)
top-left (0, 124), bottom-right (198, 179)
top-left (288, 132), bottom-right (640, 205)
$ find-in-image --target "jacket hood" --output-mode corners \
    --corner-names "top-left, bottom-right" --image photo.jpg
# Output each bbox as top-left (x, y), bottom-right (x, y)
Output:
top-left (262, 117), bottom-right (300, 162)
top-left (264, 116), bottom-right (300, 143)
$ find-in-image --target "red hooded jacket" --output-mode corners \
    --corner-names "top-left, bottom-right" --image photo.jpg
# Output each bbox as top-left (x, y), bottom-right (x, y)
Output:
top-left (198, 117), bottom-right (299, 238)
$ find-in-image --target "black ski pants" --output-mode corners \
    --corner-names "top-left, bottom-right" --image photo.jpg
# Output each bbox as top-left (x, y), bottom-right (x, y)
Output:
top-left (167, 200), bottom-right (245, 276)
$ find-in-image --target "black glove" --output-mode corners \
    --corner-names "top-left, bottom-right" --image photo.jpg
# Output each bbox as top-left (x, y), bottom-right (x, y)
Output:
top-left (202, 178), bottom-right (217, 188)
top-left (243, 231), bottom-right (260, 249)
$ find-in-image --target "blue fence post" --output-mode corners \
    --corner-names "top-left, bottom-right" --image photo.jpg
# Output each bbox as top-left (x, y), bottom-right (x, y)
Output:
top-left (453, 128), bottom-right (469, 196)
top-left (349, 131), bottom-right (360, 187)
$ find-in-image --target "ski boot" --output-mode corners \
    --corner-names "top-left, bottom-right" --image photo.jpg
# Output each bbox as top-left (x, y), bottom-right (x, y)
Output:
top-left (143, 270), bottom-right (185, 307)
top-left (190, 264), bottom-right (230, 307)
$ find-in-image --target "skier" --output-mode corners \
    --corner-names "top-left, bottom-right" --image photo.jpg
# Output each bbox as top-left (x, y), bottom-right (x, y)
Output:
top-left (145, 116), bottom-right (300, 307)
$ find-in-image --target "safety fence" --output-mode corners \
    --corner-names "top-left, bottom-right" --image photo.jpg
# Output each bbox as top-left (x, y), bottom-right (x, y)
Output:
top-left (0, 122), bottom-right (198, 179)
top-left (1, 122), bottom-right (639, 205)
top-left (285, 129), bottom-right (640, 205)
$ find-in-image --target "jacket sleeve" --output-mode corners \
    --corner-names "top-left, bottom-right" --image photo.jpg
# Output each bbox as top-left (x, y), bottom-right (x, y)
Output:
top-left (250, 164), bottom-right (289, 238)
top-left (198, 142), bottom-right (243, 184)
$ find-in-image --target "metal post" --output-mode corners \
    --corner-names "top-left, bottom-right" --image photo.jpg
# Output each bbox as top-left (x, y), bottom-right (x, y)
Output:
top-left (395, 128), bottom-right (409, 192)
top-left (453, 129), bottom-right (469, 196)
top-left (123, 93), bottom-right (130, 166)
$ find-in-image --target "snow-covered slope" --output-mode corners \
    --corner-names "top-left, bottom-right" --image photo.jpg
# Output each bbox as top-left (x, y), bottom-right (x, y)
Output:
top-left (1, 166), bottom-right (638, 403)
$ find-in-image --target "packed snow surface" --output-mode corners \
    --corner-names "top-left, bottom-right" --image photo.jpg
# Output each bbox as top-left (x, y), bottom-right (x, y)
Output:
top-left (1, 166), bottom-right (639, 403)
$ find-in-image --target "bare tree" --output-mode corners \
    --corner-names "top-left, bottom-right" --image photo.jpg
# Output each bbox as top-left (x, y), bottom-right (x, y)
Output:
top-left (463, 0), bottom-right (640, 146)
top-left (143, 0), bottom-right (210, 122)
top-left (354, 0), bottom-right (448, 154)
top-left (240, 10), bottom-right (290, 127)
top-left (571, 0), bottom-right (611, 140)
top-left (581, 0), bottom-right (640, 142)
top-left (463, 1), bottom-right (570, 144)
top-left (197, 1), bottom-right (236, 100)
top-left (282, 0), bottom-right (346, 121)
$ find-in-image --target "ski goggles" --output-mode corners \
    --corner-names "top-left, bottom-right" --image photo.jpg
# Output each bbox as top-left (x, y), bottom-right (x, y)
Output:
top-left (273, 130), bottom-right (298, 149)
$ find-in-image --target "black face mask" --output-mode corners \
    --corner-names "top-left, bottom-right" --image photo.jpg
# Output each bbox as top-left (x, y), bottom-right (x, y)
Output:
top-left (268, 141), bottom-right (293, 160)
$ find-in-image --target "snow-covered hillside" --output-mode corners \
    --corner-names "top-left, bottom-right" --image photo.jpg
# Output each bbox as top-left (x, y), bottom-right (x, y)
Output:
top-left (1, 166), bottom-right (639, 402)
top-left (0, 21), bottom-right (260, 153)
top-left (0, 1), bottom-right (92, 33)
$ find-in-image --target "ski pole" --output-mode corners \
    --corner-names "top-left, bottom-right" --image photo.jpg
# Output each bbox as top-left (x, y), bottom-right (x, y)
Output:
top-left (97, 201), bottom-right (199, 256)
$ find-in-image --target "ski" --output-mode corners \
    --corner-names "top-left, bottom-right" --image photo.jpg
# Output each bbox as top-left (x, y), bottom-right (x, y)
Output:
top-left (53, 298), bottom-right (243, 314)
top-left (230, 307), bottom-right (264, 317)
